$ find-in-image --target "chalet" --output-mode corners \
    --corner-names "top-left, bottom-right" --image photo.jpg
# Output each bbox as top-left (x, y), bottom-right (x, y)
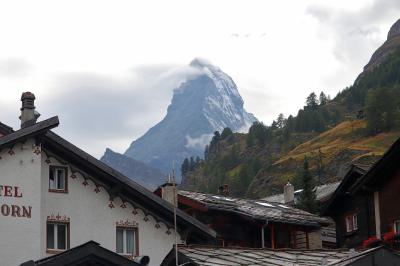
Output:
top-left (324, 137), bottom-right (400, 249)
top-left (263, 181), bottom-right (340, 248)
top-left (0, 92), bottom-right (216, 266)
top-left (155, 184), bottom-right (329, 249)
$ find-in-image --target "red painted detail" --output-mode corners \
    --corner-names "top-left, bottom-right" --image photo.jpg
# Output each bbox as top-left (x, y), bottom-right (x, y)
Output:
top-left (70, 174), bottom-right (77, 179)
top-left (143, 216), bottom-right (149, 222)
top-left (120, 203), bottom-right (127, 209)
top-left (8, 150), bottom-right (15, 156)
top-left (94, 186), bottom-right (100, 193)
top-left (132, 209), bottom-right (138, 215)
top-left (155, 223), bottom-right (161, 229)
top-left (108, 201), bottom-right (115, 209)
top-left (45, 159), bottom-right (51, 164)
top-left (82, 180), bottom-right (88, 186)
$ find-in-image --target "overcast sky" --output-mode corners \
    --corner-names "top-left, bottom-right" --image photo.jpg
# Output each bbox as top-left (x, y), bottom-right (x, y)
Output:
top-left (0, 0), bottom-right (399, 158)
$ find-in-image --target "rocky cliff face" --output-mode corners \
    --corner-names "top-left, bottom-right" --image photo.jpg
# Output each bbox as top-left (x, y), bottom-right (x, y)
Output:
top-left (122, 59), bottom-right (257, 181)
top-left (363, 19), bottom-right (400, 73)
top-left (101, 148), bottom-right (165, 189)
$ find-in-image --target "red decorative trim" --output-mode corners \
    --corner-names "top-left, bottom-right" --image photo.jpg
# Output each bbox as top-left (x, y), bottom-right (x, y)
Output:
top-left (120, 202), bottom-right (127, 209)
top-left (8, 149), bottom-right (15, 156)
top-left (132, 209), bottom-right (138, 215)
top-left (33, 146), bottom-right (41, 155)
top-left (94, 186), bottom-right (100, 193)
top-left (70, 173), bottom-right (77, 179)
top-left (45, 159), bottom-right (52, 164)
top-left (108, 201), bottom-right (115, 209)
top-left (166, 229), bottom-right (172, 235)
top-left (116, 219), bottom-right (138, 228)
top-left (143, 216), bottom-right (149, 222)
top-left (155, 223), bottom-right (161, 229)
top-left (47, 213), bottom-right (70, 223)
top-left (82, 179), bottom-right (89, 186)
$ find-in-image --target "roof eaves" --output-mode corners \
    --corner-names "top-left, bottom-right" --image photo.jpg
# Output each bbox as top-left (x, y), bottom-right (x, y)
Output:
top-left (43, 131), bottom-right (216, 240)
top-left (0, 117), bottom-right (59, 150)
top-left (350, 138), bottom-right (400, 194)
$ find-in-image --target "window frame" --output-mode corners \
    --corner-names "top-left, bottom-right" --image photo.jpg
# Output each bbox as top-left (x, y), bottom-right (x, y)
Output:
top-left (345, 213), bottom-right (358, 233)
top-left (394, 220), bottom-right (400, 234)
top-left (48, 166), bottom-right (68, 193)
top-left (46, 221), bottom-right (70, 253)
top-left (116, 226), bottom-right (139, 258)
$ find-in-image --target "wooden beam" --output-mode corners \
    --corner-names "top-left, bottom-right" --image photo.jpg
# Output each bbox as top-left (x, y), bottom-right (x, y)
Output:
top-left (306, 230), bottom-right (309, 249)
top-left (270, 225), bottom-right (275, 249)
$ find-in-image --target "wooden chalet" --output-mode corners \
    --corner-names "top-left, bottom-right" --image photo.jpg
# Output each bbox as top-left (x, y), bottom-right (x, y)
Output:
top-left (155, 185), bottom-right (329, 249)
top-left (323, 137), bottom-right (400, 249)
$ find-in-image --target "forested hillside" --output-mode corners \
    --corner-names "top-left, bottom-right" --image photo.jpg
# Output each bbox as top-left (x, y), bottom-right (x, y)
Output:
top-left (180, 37), bottom-right (400, 198)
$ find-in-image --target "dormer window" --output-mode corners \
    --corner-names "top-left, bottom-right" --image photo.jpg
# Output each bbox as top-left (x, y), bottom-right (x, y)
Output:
top-left (49, 166), bottom-right (68, 193)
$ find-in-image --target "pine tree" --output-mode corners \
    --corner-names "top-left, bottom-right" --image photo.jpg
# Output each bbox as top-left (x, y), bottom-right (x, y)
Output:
top-left (298, 157), bottom-right (318, 213)
top-left (306, 92), bottom-right (319, 109)
top-left (319, 92), bottom-right (328, 105)
top-left (181, 158), bottom-right (190, 177)
top-left (221, 127), bottom-right (233, 139)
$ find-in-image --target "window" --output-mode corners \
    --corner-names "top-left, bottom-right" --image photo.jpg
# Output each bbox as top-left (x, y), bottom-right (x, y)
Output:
top-left (49, 166), bottom-right (68, 192)
top-left (395, 220), bottom-right (400, 234)
top-left (345, 213), bottom-right (358, 233)
top-left (47, 222), bottom-right (69, 251)
top-left (116, 227), bottom-right (138, 257)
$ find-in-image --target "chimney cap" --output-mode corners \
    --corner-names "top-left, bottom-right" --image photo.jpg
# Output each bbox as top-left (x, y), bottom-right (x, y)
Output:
top-left (21, 91), bottom-right (35, 101)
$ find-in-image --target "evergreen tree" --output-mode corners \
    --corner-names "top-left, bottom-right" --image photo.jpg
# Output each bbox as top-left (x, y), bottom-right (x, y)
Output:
top-left (221, 127), bottom-right (233, 139)
top-left (319, 92), bottom-right (328, 105)
top-left (365, 87), bottom-right (399, 134)
top-left (276, 113), bottom-right (287, 129)
top-left (298, 157), bottom-right (318, 213)
top-left (306, 92), bottom-right (319, 109)
top-left (181, 158), bottom-right (190, 177)
top-left (189, 157), bottom-right (195, 171)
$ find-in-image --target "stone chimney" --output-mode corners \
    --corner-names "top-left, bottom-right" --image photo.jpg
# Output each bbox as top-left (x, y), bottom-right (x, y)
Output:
top-left (161, 175), bottom-right (177, 206)
top-left (218, 184), bottom-right (229, 196)
top-left (20, 92), bottom-right (40, 128)
top-left (283, 181), bottom-right (294, 205)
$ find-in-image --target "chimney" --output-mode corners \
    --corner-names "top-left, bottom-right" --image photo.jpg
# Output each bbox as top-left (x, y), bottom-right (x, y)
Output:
top-left (223, 184), bottom-right (229, 196)
top-left (283, 181), bottom-right (294, 205)
top-left (20, 92), bottom-right (40, 128)
top-left (161, 175), bottom-right (177, 206)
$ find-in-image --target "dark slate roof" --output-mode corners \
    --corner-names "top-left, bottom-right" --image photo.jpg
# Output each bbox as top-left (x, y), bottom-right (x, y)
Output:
top-left (263, 182), bottom-right (340, 204)
top-left (178, 190), bottom-right (328, 227)
top-left (0, 117), bottom-right (59, 149)
top-left (20, 241), bottom-right (140, 266)
top-left (321, 164), bottom-right (371, 215)
top-left (161, 245), bottom-right (359, 266)
top-left (0, 121), bottom-right (13, 135)
top-left (0, 120), bottom-right (216, 241)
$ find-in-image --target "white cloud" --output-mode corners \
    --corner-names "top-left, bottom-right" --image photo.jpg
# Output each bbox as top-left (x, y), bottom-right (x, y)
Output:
top-left (185, 134), bottom-right (213, 150)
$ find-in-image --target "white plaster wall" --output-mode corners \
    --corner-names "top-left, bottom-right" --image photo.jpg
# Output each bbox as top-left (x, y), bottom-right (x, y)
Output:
top-left (41, 152), bottom-right (183, 266)
top-left (0, 140), bottom-right (43, 266)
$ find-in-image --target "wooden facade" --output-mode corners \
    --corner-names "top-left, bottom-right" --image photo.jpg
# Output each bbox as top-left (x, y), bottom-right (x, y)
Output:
top-left (324, 137), bottom-right (400, 249)
top-left (155, 189), bottom-right (327, 249)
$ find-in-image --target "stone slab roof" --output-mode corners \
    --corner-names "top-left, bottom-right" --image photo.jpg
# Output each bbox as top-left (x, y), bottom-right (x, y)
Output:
top-left (179, 190), bottom-right (328, 227)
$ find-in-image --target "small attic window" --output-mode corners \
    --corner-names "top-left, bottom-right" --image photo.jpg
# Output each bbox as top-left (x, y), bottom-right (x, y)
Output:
top-left (256, 202), bottom-right (274, 207)
top-left (49, 166), bottom-right (68, 193)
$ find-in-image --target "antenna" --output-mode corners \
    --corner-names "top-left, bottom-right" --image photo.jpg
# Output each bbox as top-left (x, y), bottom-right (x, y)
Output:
top-left (172, 161), bottom-right (179, 266)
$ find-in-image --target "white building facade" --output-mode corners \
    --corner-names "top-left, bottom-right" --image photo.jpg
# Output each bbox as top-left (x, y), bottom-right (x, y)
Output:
top-left (0, 93), bottom-right (215, 266)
